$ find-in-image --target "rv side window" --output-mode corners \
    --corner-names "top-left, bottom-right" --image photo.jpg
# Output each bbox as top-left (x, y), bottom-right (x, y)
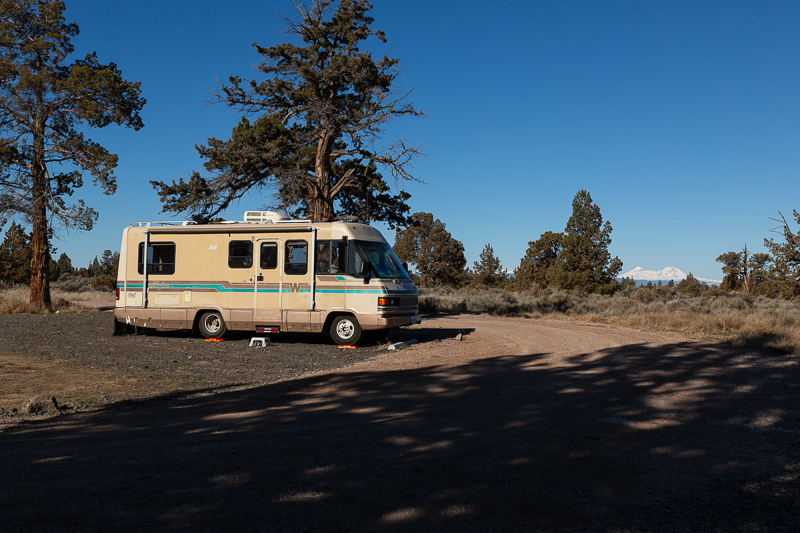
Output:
top-left (260, 242), bottom-right (278, 269)
top-left (138, 242), bottom-right (176, 275)
top-left (285, 240), bottom-right (308, 275)
top-left (229, 241), bottom-right (253, 269)
top-left (315, 240), bottom-right (344, 274)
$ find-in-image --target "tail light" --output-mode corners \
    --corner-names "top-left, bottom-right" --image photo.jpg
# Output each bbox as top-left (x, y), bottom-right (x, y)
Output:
top-left (116, 287), bottom-right (120, 300)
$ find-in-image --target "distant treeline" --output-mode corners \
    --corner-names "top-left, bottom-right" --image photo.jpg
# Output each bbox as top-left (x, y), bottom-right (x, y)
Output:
top-left (394, 190), bottom-right (625, 295)
top-left (717, 211), bottom-right (800, 299)
top-left (0, 222), bottom-right (118, 290)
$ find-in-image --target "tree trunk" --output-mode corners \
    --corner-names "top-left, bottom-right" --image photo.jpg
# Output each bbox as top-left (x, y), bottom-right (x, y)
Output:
top-left (29, 199), bottom-right (51, 310)
top-left (308, 179), bottom-right (335, 221)
top-left (311, 130), bottom-right (336, 222)
top-left (29, 119), bottom-right (51, 310)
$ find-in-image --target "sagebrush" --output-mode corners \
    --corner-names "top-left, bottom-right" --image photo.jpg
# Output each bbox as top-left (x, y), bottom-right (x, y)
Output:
top-left (0, 278), bottom-right (113, 314)
top-left (421, 284), bottom-right (800, 355)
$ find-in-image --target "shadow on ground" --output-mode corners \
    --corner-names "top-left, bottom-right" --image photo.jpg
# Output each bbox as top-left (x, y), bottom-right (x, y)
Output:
top-left (1, 339), bottom-right (798, 532)
top-left (111, 313), bottom-right (469, 347)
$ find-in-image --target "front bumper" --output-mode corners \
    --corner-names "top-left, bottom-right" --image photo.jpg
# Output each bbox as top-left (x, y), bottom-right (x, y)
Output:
top-left (371, 313), bottom-right (422, 329)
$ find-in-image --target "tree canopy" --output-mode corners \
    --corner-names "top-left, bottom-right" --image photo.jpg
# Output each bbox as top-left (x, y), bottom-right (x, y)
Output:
top-left (0, 0), bottom-right (145, 307)
top-left (472, 243), bottom-right (505, 287)
top-left (718, 211), bottom-right (800, 299)
top-left (515, 231), bottom-right (563, 289)
top-left (0, 221), bottom-right (30, 284)
top-left (549, 190), bottom-right (622, 293)
top-left (716, 250), bottom-right (746, 292)
top-left (760, 211), bottom-right (800, 298)
top-left (393, 212), bottom-right (468, 288)
top-left (153, 0), bottom-right (424, 227)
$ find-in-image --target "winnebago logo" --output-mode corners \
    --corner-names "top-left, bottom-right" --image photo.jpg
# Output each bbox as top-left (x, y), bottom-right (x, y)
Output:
top-left (287, 283), bottom-right (304, 293)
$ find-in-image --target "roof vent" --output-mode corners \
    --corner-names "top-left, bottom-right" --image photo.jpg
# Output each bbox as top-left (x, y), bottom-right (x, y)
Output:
top-left (243, 211), bottom-right (290, 223)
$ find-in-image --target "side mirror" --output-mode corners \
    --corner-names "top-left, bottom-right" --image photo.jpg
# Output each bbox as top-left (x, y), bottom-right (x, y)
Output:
top-left (360, 260), bottom-right (372, 284)
top-left (402, 262), bottom-right (409, 274)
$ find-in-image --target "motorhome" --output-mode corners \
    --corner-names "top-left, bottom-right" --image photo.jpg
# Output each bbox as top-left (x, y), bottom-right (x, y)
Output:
top-left (113, 211), bottom-right (420, 345)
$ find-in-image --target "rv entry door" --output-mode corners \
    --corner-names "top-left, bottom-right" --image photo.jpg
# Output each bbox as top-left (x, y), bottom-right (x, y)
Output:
top-left (254, 239), bottom-right (281, 324)
top-left (281, 238), bottom-right (313, 331)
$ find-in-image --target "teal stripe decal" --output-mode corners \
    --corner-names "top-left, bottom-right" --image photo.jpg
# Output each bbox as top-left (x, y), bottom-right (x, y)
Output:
top-left (345, 289), bottom-right (387, 294)
top-left (123, 282), bottom-right (417, 296)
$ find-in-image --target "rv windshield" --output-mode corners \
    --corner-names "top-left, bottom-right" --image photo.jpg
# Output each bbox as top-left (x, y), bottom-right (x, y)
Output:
top-left (349, 240), bottom-right (410, 280)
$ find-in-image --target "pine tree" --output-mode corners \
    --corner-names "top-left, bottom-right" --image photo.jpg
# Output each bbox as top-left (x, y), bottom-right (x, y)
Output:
top-left (56, 253), bottom-right (73, 276)
top-left (0, 222), bottom-right (31, 284)
top-left (0, 1), bottom-right (145, 308)
top-left (549, 190), bottom-right (622, 293)
top-left (49, 258), bottom-right (60, 282)
top-left (99, 250), bottom-right (119, 275)
top-left (472, 244), bottom-right (504, 287)
top-left (89, 257), bottom-right (100, 277)
top-left (393, 212), bottom-right (468, 288)
top-left (152, 0), bottom-right (423, 226)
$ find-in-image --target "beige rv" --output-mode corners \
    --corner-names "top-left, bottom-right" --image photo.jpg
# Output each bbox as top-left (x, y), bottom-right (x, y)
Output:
top-left (113, 211), bottom-right (420, 344)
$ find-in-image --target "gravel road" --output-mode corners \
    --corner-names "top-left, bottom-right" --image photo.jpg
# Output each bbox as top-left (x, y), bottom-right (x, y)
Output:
top-left (1, 312), bottom-right (798, 532)
top-left (0, 310), bottom-right (429, 418)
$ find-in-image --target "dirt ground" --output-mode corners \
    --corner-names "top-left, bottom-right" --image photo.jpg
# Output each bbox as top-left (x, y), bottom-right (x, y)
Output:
top-left (1, 313), bottom-right (798, 532)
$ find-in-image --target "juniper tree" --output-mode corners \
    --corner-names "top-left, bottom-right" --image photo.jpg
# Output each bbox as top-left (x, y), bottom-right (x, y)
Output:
top-left (0, 0), bottom-right (145, 308)
top-left (717, 244), bottom-right (772, 294)
top-left (393, 212), bottom-right (468, 288)
top-left (678, 273), bottom-right (704, 296)
top-left (757, 210), bottom-right (800, 298)
top-left (716, 249), bottom-right (745, 292)
top-left (515, 231), bottom-right (563, 289)
top-left (748, 252), bottom-right (772, 294)
top-left (153, 0), bottom-right (424, 226)
top-left (549, 190), bottom-right (622, 293)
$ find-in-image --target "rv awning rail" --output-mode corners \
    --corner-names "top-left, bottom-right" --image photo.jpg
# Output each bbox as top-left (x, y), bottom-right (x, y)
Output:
top-left (130, 221), bottom-right (197, 227)
top-left (141, 225), bottom-right (316, 234)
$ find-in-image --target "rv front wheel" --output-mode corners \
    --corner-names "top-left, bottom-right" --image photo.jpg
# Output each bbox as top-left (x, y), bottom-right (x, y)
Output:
top-left (199, 311), bottom-right (227, 339)
top-left (330, 315), bottom-right (362, 345)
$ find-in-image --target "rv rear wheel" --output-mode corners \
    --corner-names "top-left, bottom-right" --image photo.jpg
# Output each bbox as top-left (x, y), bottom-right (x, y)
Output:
top-left (330, 315), bottom-right (362, 345)
top-left (199, 311), bottom-right (227, 339)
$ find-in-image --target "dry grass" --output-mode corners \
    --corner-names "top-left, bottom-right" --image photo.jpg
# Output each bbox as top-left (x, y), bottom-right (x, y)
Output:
top-left (0, 280), bottom-right (113, 314)
top-left (420, 285), bottom-right (800, 355)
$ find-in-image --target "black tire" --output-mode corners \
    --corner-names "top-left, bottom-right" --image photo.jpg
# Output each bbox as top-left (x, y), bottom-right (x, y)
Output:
top-left (329, 315), bottom-right (362, 345)
top-left (113, 318), bottom-right (126, 336)
top-left (198, 311), bottom-right (227, 339)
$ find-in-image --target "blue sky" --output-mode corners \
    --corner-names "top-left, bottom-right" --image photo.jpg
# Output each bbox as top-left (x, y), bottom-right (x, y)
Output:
top-left (10, 0), bottom-right (799, 281)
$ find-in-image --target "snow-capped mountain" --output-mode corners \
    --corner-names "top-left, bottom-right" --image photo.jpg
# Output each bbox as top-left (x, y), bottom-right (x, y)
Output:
top-left (619, 267), bottom-right (721, 285)
top-left (620, 266), bottom-right (686, 281)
